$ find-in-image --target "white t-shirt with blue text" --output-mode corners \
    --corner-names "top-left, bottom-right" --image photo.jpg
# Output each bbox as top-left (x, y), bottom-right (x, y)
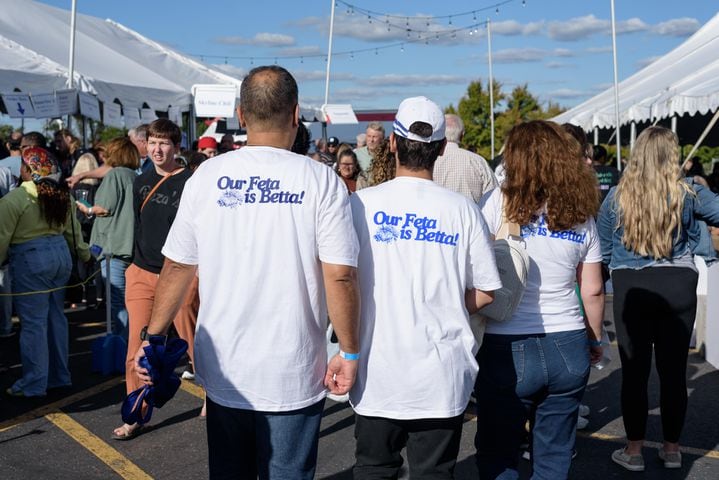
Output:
top-left (163, 146), bottom-right (359, 412)
top-left (479, 188), bottom-right (602, 335)
top-left (349, 177), bottom-right (501, 420)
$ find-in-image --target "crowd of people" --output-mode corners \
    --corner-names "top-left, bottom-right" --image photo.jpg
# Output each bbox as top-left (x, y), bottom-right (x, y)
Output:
top-left (1, 64), bottom-right (719, 479)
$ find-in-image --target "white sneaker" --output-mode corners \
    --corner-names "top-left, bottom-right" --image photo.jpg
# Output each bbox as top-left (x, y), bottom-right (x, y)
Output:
top-left (576, 415), bottom-right (589, 430)
top-left (181, 370), bottom-right (195, 381)
top-left (578, 404), bottom-right (590, 417)
top-left (327, 393), bottom-right (349, 403)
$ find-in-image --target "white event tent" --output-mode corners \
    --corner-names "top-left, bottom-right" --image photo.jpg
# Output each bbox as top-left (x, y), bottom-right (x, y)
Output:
top-left (0, 0), bottom-right (242, 116)
top-left (553, 12), bottom-right (719, 132)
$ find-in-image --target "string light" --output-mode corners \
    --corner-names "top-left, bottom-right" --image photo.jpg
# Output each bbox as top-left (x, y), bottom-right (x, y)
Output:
top-left (337, 0), bottom-right (516, 23)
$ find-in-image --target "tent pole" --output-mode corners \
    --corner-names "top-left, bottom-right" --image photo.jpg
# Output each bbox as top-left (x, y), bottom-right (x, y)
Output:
top-left (671, 115), bottom-right (677, 133)
top-left (610, 0), bottom-right (622, 172)
top-left (630, 121), bottom-right (636, 152)
top-left (67, 0), bottom-right (78, 134)
top-left (487, 18), bottom-right (495, 161)
top-left (322, 0), bottom-right (336, 141)
top-left (594, 126), bottom-right (599, 145)
top-left (682, 108), bottom-right (719, 170)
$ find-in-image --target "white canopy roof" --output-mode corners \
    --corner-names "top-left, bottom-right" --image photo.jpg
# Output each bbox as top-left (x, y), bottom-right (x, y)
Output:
top-left (553, 12), bottom-right (719, 130)
top-left (0, 0), bottom-right (241, 112)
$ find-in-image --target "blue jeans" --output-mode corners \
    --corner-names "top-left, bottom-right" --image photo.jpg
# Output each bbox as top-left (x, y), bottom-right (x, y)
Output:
top-left (206, 397), bottom-right (325, 479)
top-left (0, 264), bottom-right (12, 335)
top-left (101, 257), bottom-right (129, 339)
top-left (475, 329), bottom-right (590, 480)
top-left (9, 235), bottom-right (72, 396)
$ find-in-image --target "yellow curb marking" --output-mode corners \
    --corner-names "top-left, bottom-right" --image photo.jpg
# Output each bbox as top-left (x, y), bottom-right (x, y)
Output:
top-left (46, 412), bottom-right (152, 479)
top-left (0, 377), bottom-right (123, 432)
top-left (180, 379), bottom-right (205, 400)
top-left (577, 431), bottom-right (719, 460)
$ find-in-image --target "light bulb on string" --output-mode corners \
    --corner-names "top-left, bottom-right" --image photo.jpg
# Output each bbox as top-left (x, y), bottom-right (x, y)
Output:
top-left (368, 14), bottom-right (372, 24)
top-left (473, 12), bottom-right (477, 21)
top-left (448, 16), bottom-right (452, 25)
top-left (400, 44), bottom-right (404, 52)
top-left (224, 57), bottom-right (228, 64)
top-left (522, 0), bottom-right (526, 6)
top-left (495, 7), bottom-right (499, 15)
top-left (250, 58), bottom-right (254, 65)
top-left (375, 48), bottom-right (378, 55)
top-left (274, 57), bottom-right (278, 65)
top-left (300, 57), bottom-right (304, 64)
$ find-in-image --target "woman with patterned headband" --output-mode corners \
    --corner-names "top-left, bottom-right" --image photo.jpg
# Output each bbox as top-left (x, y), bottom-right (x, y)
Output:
top-left (0, 147), bottom-right (89, 397)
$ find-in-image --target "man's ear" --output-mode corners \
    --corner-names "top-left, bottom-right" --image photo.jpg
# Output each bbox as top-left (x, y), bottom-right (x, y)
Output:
top-left (237, 106), bottom-right (247, 128)
top-left (292, 104), bottom-right (300, 128)
top-left (389, 132), bottom-right (397, 153)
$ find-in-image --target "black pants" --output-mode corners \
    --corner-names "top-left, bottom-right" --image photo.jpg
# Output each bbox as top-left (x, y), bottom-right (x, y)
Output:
top-left (353, 413), bottom-right (464, 480)
top-left (612, 267), bottom-right (698, 443)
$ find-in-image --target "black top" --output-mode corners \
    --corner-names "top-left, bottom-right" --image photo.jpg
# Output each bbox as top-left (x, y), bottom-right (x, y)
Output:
top-left (132, 167), bottom-right (192, 274)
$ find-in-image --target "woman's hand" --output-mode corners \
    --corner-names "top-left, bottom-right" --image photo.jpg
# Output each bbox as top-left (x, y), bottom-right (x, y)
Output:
top-left (75, 200), bottom-right (91, 216)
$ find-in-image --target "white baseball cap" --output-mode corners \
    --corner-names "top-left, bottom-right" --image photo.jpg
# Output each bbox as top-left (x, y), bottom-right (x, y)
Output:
top-left (393, 96), bottom-right (446, 143)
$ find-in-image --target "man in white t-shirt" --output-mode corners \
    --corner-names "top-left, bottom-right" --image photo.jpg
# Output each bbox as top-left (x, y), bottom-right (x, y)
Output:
top-left (349, 96), bottom-right (502, 479)
top-left (132, 66), bottom-right (360, 479)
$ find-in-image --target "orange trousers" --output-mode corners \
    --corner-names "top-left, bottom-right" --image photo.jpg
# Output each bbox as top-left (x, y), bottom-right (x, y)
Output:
top-left (124, 263), bottom-right (199, 395)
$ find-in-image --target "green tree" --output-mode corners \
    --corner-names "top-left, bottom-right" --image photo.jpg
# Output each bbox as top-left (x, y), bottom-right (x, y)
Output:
top-left (447, 81), bottom-right (567, 159)
top-left (448, 79), bottom-right (504, 159)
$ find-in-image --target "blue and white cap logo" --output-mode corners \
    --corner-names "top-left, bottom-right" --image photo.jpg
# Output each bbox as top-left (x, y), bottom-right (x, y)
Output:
top-left (393, 96), bottom-right (446, 143)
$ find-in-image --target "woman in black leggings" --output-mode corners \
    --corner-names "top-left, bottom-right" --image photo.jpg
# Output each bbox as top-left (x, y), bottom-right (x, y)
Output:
top-left (598, 126), bottom-right (719, 472)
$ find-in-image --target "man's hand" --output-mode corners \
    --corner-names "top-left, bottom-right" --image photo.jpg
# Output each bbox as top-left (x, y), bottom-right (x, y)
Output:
top-left (75, 201), bottom-right (90, 216)
top-left (589, 345), bottom-right (603, 365)
top-left (133, 340), bottom-right (152, 385)
top-left (324, 354), bottom-right (358, 395)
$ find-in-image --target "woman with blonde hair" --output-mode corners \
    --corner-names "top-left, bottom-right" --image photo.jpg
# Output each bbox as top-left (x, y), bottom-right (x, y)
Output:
top-left (599, 126), bottom-right (719, 471)
top-left (476, 120), bottom-right (604, 479)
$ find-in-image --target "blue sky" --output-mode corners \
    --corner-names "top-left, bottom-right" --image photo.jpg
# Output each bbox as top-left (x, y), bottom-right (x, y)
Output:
top-left (19, 1), bottom-right (719, 115)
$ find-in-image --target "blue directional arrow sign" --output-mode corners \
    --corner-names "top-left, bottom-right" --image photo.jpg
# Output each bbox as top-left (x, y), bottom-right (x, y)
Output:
top-left (17, 102), bottom-right (25, 115)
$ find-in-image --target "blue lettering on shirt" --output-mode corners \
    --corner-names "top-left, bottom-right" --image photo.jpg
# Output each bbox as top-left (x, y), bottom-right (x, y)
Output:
top-left (371, 210), bottom-right (458, 247)
top-left (216, 175), bottom-right (305, 207)
top-left (520, 214), bottom-right (586, 244)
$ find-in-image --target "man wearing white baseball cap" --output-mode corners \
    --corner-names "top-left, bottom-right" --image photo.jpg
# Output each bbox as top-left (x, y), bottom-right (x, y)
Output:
top-left (348, 96), bottom-right (501, 478)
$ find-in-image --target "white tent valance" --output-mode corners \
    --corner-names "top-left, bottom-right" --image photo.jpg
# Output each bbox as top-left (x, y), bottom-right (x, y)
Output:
top-left (553, 12), bottom-right (719, 130)
top-left (0, 0), bottom-right (241, 113)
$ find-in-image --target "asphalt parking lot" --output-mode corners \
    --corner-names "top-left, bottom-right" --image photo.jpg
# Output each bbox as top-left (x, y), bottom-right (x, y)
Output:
top-left (1, 298), bottom-right (718, 479)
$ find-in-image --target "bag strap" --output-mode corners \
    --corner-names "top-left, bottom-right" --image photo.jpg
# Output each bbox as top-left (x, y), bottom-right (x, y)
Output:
top-left (140, 168), bottom-right (185, 213)
top-left (496, 194), bottom-right (521, 239)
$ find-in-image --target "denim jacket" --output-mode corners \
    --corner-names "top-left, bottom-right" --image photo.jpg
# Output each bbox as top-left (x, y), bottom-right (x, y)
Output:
top-left (598, 181), bottom-right (719, 270)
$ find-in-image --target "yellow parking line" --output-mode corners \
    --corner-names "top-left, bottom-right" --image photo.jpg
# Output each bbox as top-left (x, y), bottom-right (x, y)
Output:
top-left (46, 412), bottom-right (152, 479)
top-left (578, 431), bottom-right (719, 460)
top-left (0, 377), bottom-right (123, 432)
top-left (180, 379), bottom-right (205, 400)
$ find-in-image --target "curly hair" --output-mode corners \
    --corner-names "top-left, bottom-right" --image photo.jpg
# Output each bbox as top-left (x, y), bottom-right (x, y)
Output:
top-left (36, 180), bottom-right (71, 229)
top-left (366, 138), bottom-right (396, 186)
top-left (502, 120), bottom-right (599, 231)
top-left (615, 126), bottom-right (693, 258)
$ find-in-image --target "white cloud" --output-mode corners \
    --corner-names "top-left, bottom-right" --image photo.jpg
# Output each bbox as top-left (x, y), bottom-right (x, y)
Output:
top-left (492, 48), bottom-right (574, 64)
top-left (547, 15), bottom-right (649, 41)
top-left (616, 17), bottom-right (649, 34)
top-left (292, 70), bottom-right (355, 82)
top-left (213, 33), bottom-right (295, 47)
top-left (653, 18), bottom-right (700, 36)
top-left (277, 46), bottom-right (323, 57)
top-left (492, 20), bottom-right (545, 36)
top-left (546, 88), bottom-right (590, 99)
top-left (548, 15), bottom-right (608, 41)
top-left (357, 74), bottom-right (468, 87)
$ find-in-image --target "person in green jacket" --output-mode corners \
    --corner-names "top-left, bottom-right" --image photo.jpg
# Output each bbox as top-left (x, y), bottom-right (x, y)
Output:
top-left (76, 137), bottom-right (139, 340)
top-left (1, 147), bottom-right (89, 397)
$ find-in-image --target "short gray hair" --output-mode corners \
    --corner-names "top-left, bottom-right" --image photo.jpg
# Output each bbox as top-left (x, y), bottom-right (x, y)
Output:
top-left (444, 114), bottom-right (464, 143)
top-left (129, 124), bottom-right (148, 141)
top-left (366, 122), bottom-right (385, 136)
